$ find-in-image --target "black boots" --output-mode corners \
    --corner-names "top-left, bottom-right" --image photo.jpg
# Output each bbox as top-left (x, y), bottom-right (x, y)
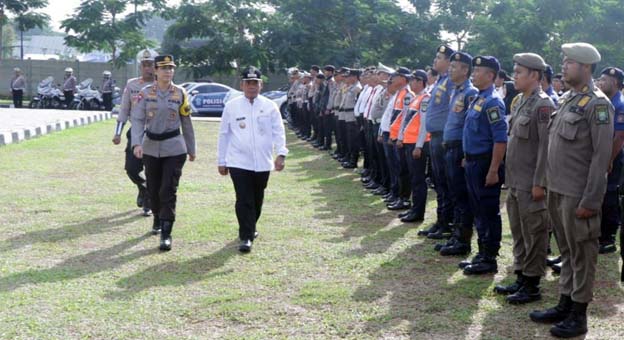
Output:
top-left (506, 275), bottom-right (542, 304)
top-left (463, 247), bottom-right (497, 275)
top-left (159, 220), bottom-right (173, 251)
top-left (494, 270), bottom-right (524, 295)
top-left (439, 227), bottom-right (472, 256)
top-left (459, 241), bottom-right (484, 269)
top-left (530, 294), bottom-right (572, 324)
top-left (549, 301), bottom-right (588, 338)
top-left (152, 216), bottom-right (161, 235)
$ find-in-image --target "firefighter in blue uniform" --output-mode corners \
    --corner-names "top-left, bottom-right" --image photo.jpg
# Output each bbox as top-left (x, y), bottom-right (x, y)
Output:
top-left (460, 55), bottom-right (508, 275)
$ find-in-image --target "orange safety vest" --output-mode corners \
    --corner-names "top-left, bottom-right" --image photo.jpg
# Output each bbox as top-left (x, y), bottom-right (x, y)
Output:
top-left (389, 87), bottom-right (414, 140)
top-left (403, 93), bottom-right (431, 144)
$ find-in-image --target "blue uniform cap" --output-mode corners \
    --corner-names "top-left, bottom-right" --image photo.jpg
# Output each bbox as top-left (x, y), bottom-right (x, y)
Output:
top-left (392, 66), bottom-right (412, 79)
top-left (544, 65), bottom-right (554, 77)
top-left (411, 69), bottom-right (428, 83)
top-left (601, 67), bottom-right (624, 86)
top-left (472, 55), bottom-right (500, 73)
top-left (450, 52), bottom-right (473, 66)
top-left (437, 45), bottom-right (455, 58)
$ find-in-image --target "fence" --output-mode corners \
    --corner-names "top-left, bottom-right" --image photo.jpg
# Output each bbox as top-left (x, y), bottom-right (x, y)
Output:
top-left (1, 59), bottom-right (289, 99)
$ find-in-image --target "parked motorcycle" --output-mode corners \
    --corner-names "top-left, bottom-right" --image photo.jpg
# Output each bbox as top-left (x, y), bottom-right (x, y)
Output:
top-left (29, 77), bottom-right (65, 109)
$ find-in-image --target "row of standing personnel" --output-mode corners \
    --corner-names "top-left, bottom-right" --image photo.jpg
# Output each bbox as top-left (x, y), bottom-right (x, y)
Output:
top-left (286, 42), bottom-right (623, 339)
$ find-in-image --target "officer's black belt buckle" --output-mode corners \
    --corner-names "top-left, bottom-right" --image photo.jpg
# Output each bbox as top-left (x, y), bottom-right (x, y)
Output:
top-left (464, 152), bottom-right (492, 161)
top-left (146, 129), bottom-right (181, 141)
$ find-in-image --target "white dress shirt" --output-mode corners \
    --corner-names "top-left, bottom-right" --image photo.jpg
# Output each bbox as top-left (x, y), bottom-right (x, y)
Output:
top-left (218, 95), bottom-right (289, 172)
top-left (354, 84), bottom-right (372, 117)
top-left (379, 92), bottom-right (398, 133)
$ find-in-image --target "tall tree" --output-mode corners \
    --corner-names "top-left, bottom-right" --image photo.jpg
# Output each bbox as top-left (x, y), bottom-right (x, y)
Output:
top-left (61, 0), bottom-right (166, 67)
top-left (15, 11), bottom-right (49, 59)
top-left (0, 0), bottom-right (48, 60)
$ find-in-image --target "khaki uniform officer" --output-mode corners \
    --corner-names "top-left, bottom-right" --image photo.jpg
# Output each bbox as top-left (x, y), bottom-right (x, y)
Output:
top-left (132, 55), bottom-right (196, 252)
top-left (530, 43), bottom-right (614, 339)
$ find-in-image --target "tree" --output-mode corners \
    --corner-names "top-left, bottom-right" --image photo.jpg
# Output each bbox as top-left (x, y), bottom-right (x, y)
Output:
top-left (0, 0), bottom-right (48, 60)
top-left (15, 11), bottom-right (49, 59)
top-left (61, 0), bottom-right (166, 67)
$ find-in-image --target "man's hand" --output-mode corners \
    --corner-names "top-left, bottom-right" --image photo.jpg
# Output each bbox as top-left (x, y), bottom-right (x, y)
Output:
top-left (531, 186), bottom-right (545, 201)
top-left (485, 170), bottom-right (499, 187)
top-left (377, 135), bottom-right (383, 143)
top-left (396, 140), bottom-right (404, 149)
top-left (112, 135), bottom-right (121, 145)
top-left (412, 147), bottom-right (422, 159)
top-left (275, 155), bottom-right (285, 171)
top-left (188, 154), bottom-right (196, 162)
top-left (133, 145), bottom-right (143, 159)
top-left (218, 166), bottom-right (229, 176)
top-left (575, 207), bottom-right (597, 219)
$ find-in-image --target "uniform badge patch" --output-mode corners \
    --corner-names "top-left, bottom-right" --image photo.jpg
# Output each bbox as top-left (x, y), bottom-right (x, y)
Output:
top-left (577, 95), bottom-right (591, 108)
top-left (147, 111), bottom-right (155, 118)
top-left (420, 101), bottom-right (429, 113)
top-left (239, 122), bottom-right (246, 129)
top-left (487, 107), bottom-right (502, 123)
top-left (538, 106), bottom-right (553, 123)
top-left (616, 113), bottom-right (624, 123)
top-left (595, 104), bottom-right (610, 124)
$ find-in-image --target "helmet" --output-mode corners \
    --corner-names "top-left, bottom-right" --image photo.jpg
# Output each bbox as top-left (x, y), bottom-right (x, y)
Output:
top-left (14, 67), bottom-right (21, 72)
top-left (103, 70), bottom-right (111, 77)
top-left (65, 67), bottom-right (73, 73)
top-left (136, 48), bottom-right (158, 63)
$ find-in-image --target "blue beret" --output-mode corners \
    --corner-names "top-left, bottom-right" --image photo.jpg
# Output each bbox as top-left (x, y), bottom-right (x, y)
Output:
top-left (437, 45), bottom-right (455, 58)
top-left (472, 55), bottom-right (500, 73)
top-left (601, 67), bottom-right (624, 85)
top-left (411, 69), bottom-right (428, 83)
top-left (544, 64), bottom-right (554, 77)
top-left (392, 66), bottom-right (412, 79)
top-left (450, 52), bottom-right (473, 66)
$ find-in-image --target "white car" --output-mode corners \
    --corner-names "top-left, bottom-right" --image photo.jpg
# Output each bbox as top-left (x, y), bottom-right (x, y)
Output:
top-left (262, 86), bottom-right (289, 119)
top-left (187, 82), bottom-right (242, 116)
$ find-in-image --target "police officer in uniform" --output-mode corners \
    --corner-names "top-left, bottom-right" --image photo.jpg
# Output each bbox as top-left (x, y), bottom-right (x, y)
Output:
top-left (63, 67), bottom-right (77, 108)
top-left (460, 55), bottom-right (507, 275)
top-left (341, 68), bottom-right (363, 168)
top-left (10, 68), bottom-right (26, 108)
top-left (113, 49), bottom-right (158, 219)
top-left (437, 52), bottom-right (478, 255)
top-left (132, 55), bottom-right (196, 251)
top-left (530, 43), bottom-right (613, 339)
top-left (217, 66), bottom-right (288, 253)
top-left (494, 53), bottom-right (555, 304)
top-left (319, 65), bottom-right (336, 151)
top-left (101, 70), bottom-right (114, 111)
top-left (596, 67), bottom-right (624, 254)
top-left (419, 45), bottom-right (455, 238)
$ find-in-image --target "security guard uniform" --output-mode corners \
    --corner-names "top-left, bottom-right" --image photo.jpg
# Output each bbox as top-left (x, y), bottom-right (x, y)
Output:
top-left (341, 69), bottom-right (363, 168)
top-left (63, 69), bottom-right (77, 108)
top-left (131, 55), bottom-right (196, 252)
top-left (462, 56), bottom-right (507, 275)
top-left (10, 69), bottom-right (26, 108)
top-left (101, 71), bottom-right (114, 111)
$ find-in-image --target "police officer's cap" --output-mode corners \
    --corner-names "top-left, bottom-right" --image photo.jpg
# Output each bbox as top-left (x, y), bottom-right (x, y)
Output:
top-left (323, 65), bottom-right (336, 72)
top-left (155, 55), bottom-right (176, 68)
top-left (437, 45), bottom-right (455, 58)
top-left (65, 67), bottom-right (73, 73)
top-left (450, 52), bottom-right (472, 66)
top-left (411, 69), bottom-right (428, 83)
top-left (513, 53), bottom-right (547, 71)
top-left (311, 65), bottom-right (320, 72)
top-left (337, 67), bottom-right (349, 75)
top-left (346, 69), bottom-right (362, 77)
top-left (137, 48), bottom-right (158, 62)
top-left (377, 63), bottom-right (396, 75)
top-left (472, 56), bottom-right (500, 73)
top-left (316, 74), bottom-right (326, 80)
top-left (392, 67), bottom-right (412, 79)
top-left (601, 67), bottom-right (624, 85)
top-left (13, 67), bottom-right (21, 72)
top-left (241, 66), bottom-right (262, 81)
top-left (561, 42), bottom-right (601, 64)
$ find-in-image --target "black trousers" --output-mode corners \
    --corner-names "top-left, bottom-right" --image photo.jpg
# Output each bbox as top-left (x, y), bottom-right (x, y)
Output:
top-left (229, 167), bottom-right (270, 241)
top-left (375, 129), bottom-right (390, 188)
top-left (124, 129), bottom-right (149, 202)
top-left (64, 91), bottom-right (74, 108)
top-left (337, 119), bottom-right (347, 156)
top-left (143, 153), bottom-right (186, 222)
top-left (323, 113), bottom-right (335, 149)
top-left (346, 121), bottom-right (360, 163)
top-left (12, 90), bottom-right (23, 108)
top-left (103, 92), bottom-right (113, 111)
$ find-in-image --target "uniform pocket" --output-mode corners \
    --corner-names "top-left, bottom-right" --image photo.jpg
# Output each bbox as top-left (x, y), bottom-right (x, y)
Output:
top-left (514, 115), bottom-right (531, 139)
top-left (257, 115), bottom-right (271, 135)
top-left (558, 114), bottom-right (582, 141)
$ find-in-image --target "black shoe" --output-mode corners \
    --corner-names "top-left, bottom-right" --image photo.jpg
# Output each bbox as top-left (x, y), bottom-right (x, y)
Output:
top-left (151, 216), bottom-right (161, 235)
top-left (463, 257), bottom-right (497, 275)
top-left (400, 212), bottom-right (424, 223)
top-left (360, 169), bottom-right (371, 177)
top-left (239, 239), bottom-right (252, 253)
top-left (549, 302), bottom-right (588, 338)
top-left (439, 241), bottom-right (470, 256)
top-left (530, 294), bottom-right (572, 324)
top-left (159, 220), bottom-right (173, 251)
top-left (319, 146), bottom-right (329, 151)
top-left (507, 277), bottom-right (542, 305)
top-left (142, 207), bottom-right (152, 217)
top-left (364, 181), bottom-right (379, 190)
top-left (342, 162), bottom-right (357, 169)
top-left (494, 271), bottom-right (524, 295)
top-left (418, 222), bottom-right (440, 237)
top-left (136, 191), bottom-right (144, 208)
top-left (398, 211), bottom-right (410, 218)
top-left (427, 225), bottom-right (452, 239)
top-left (372, 187), bottom-right (389, 196)
top-left (387, 199), bottom-right (410, 210)
top-left (382, 192), bottom-right (393, 199)
top-left (599, 242), bottom-right (617, 254)
top-left (384, 196), bottom-right (397, 204)
top-left (546, 256), bottom-right (562, 267)
top-left (551, 262), bottom-right (561, 275)
top-left (459, 253), bottom-right (482, 269)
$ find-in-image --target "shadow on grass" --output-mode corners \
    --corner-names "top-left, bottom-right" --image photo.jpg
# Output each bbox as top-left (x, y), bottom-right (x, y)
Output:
top-left (105, 241), bottom-right (239, 300)
top-left (0, 210), bottom-right (143, 253)
top-left (0, 232), bottom-right (156, 292)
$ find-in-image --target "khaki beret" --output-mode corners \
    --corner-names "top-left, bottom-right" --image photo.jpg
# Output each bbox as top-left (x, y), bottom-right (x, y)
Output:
top-left (561, 42), bottom-right (601, 64)
top-left (513, 53), bottom-right (546, 71)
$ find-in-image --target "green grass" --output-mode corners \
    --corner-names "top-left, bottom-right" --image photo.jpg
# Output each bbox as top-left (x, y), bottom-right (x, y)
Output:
top-left (0, 120), bottom-right (622, 339)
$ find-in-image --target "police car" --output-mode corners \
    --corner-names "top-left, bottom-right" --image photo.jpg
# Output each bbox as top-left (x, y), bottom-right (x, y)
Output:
top-left (187, 82), bottom-right (242, 116)
top-left (262, 85), bottom-right (289, 119)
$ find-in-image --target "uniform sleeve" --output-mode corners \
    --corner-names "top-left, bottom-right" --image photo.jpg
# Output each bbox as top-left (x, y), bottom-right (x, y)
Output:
top-left (416, 95), bottom-right (430, 148)
top-left (217, 102), bottom-right (232, 166)
top-left (533, 98), bottom-right (555, 188)
top-left (485, 99), bottom-right (508, 143)
top-left (117, 81), bottom-right (133, 125)
top-left (130, 89), bottom-right (147, 148)
top-left (580, 99), bottom-right (615, 210)
top-left (613, 105), bottom-right (624, 132)
top-left (271, 101), bottom-right (289, 157)
top-left (179, 90), bottom-right (196, 155)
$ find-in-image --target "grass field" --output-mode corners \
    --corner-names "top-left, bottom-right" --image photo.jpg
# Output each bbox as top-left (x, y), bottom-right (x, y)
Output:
top-left (0, 119), bottom-right (622, 339)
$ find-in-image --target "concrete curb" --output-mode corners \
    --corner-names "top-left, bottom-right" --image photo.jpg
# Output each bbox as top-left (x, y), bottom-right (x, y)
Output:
top-left (0, 111), bottom-right (112, 146)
